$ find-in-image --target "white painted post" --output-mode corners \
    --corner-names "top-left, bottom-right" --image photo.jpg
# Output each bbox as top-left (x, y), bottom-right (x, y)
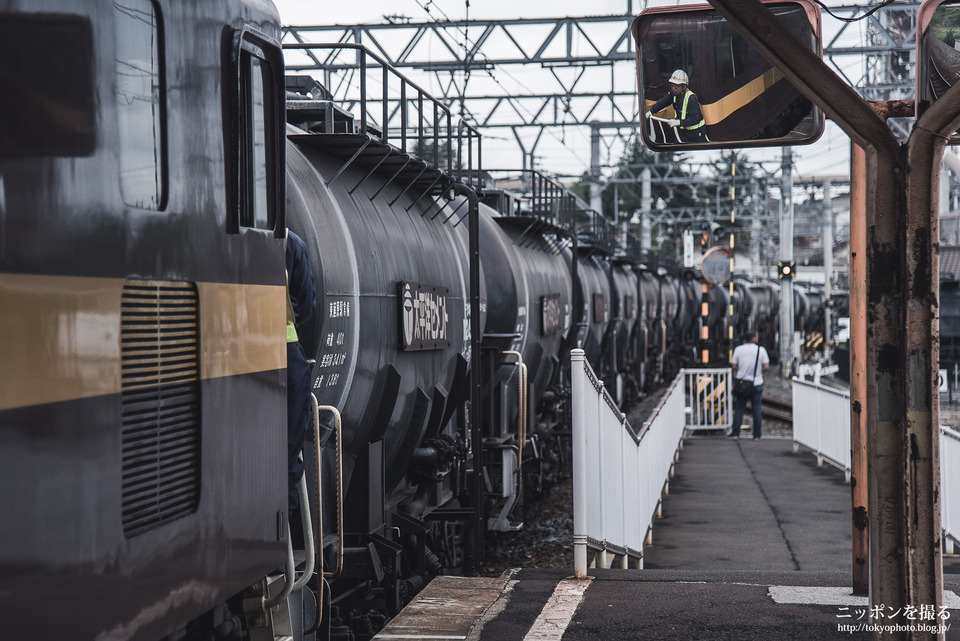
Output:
top-left (621, 411), bottom-right (629, 571)
top-left (597, 379), bottom-right (608, 570)
top-left (571, 350), bottom-right (588, 579)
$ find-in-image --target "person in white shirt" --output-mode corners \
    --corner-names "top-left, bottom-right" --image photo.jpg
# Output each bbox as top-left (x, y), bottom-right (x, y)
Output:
top-left (729, 331), bottom-right (770, 440)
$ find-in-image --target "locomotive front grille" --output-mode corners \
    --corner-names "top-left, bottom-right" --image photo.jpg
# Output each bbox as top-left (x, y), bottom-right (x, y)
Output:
top-left (120, 280), bottom-right (201, 537)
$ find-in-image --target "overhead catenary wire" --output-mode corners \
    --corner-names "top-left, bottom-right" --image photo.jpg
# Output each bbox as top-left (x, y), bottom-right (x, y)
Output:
top-left (812, 0), bottom-right (898, 24)
top-left (409, 0), bottom-right (594, 162)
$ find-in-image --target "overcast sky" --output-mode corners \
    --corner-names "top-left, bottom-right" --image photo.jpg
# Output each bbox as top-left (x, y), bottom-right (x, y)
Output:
top-left (274, 0), bottom-right (856, 182)
top-left (275, 0), bottom-right (643, 25)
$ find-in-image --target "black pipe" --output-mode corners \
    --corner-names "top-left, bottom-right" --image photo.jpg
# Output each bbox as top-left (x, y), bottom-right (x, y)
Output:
top-left (450, 181), bottom-right (483, 576)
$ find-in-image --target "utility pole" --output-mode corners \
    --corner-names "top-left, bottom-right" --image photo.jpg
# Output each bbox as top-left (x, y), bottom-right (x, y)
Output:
top-left (641, 168), bottom-right (652, 250)
top-left (750, 179), bottom-right (762, 278)
top-left (779, 148), bottom-right (795, 378)
top-left (708, 1), bottom-right (951, 635)
top-left (590, 123), bottom-right (603, 214)
top-left (823, 178), bottom-right (833, 362)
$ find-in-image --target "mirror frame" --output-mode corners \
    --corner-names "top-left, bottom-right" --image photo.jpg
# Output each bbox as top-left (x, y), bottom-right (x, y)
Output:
top-left (917, 0), bottom-right (960, 143)
top-left (633, 0), bottom-right (825, 151)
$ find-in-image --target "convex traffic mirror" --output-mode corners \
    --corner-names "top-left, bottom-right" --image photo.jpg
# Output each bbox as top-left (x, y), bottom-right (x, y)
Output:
top-left (918, 0), bottom-right (960, 141)
top-left (632, 1), bottom-right (825, 150)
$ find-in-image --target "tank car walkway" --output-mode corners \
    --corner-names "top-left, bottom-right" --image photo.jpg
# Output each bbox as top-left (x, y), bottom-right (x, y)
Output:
top-left (376, 436), bottom-right (960, 640)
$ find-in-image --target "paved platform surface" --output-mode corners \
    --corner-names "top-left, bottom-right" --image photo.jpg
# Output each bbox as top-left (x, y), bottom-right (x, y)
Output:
top-left (376, 437), bottom-right (960, 640)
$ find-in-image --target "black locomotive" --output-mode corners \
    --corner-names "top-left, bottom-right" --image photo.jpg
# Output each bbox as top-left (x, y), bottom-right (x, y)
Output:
top-left (0, 2), bottom-right (827, 640)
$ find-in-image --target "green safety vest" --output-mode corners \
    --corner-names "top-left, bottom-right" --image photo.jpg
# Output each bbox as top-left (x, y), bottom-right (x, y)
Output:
top-left (675, 90), bottom-right (705, 131)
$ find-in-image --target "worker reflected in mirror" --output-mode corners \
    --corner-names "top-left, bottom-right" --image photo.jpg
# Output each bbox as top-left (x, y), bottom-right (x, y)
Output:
top-left (633, 2), bottom-right (824, 151)
top-left (644, 69), bottom-right (707, 144)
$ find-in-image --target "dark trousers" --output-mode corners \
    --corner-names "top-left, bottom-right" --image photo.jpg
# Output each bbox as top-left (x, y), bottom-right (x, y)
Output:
top-left (287, 341), bottom-right (312, 512)
top-left (679, 128), bottom-right (706, 143)
top-left (732, 383), bottom-right (764, 439)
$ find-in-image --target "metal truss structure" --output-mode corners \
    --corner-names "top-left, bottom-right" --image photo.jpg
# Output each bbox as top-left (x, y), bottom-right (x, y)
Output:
top-left (281, 3), bottom-right (908, 262)
top-left (282, 15), bottom-right (638, 169)
top-left (282, 3), bottom-right (917, 167)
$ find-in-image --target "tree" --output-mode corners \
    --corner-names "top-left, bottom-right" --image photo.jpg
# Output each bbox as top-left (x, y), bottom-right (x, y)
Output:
top-left (573, 136), bottom-right (702, 258)
top-left (706, 149), bottom-right (767, 251)
top-left (573, 137), bottom-right (701, 214)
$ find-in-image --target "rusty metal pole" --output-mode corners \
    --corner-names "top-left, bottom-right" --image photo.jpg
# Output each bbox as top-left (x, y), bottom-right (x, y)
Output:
top-left (849, 143), bottom-right (869, 596)
top-left (702, 4), bottom-right (950, 637)
top-left (822, 178), bottom-right (833, 362)
top-left (865, 142), bottom-right (910, 630)
top-left (904, 112), bottom-right (952, 630)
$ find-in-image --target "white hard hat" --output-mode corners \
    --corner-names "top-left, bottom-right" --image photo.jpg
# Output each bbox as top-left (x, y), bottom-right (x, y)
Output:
top-left (669, 69), bottom-right (689, 85)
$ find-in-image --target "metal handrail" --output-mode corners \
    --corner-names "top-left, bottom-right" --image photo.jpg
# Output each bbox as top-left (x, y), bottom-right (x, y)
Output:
top-left (941, 426), bottom-right (960, 554)
top-left (792, 383), bottom-right (960, 557)
top-left (646, 113), bottom-right (682, 144)
top-left (791, 377), bottom-right (851, 479)
top-left (283, 42), bottom-right (482, 187)
top-left (483, 169), bottom-right (588, 225)
top-left (319, 404), bottom-right (344, 579)
top-left (572, 349), bottom-right (685, 577)
top-left (304, 400), bottom-right (344, 635)
top-left (264, 476), bottom-right (316, 609)
top-left (503, 351), bottom-right (528, 479)
top-left (682, 368), bottom-right (732, 431)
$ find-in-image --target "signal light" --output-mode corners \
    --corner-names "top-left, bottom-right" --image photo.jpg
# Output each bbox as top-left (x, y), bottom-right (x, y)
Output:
top-left (778, 260), bottom-right (796, 280)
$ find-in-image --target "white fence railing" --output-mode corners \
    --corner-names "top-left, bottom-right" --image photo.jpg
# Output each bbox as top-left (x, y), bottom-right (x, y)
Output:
top-left (683, 368), bottom-right (732, 431)
top-left (571, 349), bottom-right (686, 576)
top-left (793, 380), bottom-right (960, 552)
top-left (942, 427), bottom-right (960, 554)
top-left (792, 378), bottom-right (852, 481)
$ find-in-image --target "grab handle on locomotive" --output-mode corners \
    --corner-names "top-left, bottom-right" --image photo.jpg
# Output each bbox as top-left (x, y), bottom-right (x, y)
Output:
top-left (263, 476), bottom-right (316, 609)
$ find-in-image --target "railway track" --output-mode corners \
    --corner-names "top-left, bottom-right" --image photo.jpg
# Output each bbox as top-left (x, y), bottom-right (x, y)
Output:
top-left (761, 396), bottom-right (793, 424)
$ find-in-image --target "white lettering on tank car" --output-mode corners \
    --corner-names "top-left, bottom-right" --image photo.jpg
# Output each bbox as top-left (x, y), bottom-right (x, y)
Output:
top-left (328, 300), bottom-right (351, 318)
top-left (318, 353), bottom-right (347, 368)
top-left (325, 331), bottom-right (346, 347)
